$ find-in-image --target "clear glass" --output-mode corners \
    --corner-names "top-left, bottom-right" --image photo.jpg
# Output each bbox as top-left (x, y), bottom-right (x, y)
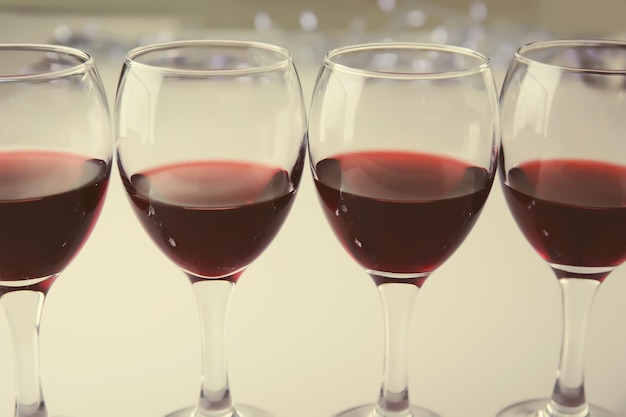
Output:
top-left (497, 39), bottom-right (626, 417)
top-left (0, 44), bottom-right (113, 417)
top-left (308, 42), bottom-right (500, 417)
top-left (115, 40), bottom-right (307, 417)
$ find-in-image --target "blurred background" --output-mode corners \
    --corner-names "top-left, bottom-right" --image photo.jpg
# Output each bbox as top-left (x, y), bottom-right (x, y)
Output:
top-left (0, 2), bottom-right (625, 417)
top-left (2, 0), bottom-right (626, 76)
top-left (3, 0), bottom-right (626, 35)
top-left (1, 0), bottom-right (626, 92)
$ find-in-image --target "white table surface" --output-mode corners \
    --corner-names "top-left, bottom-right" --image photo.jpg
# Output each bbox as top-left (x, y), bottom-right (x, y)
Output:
top-left (0, 11), bottom-right (625, 417)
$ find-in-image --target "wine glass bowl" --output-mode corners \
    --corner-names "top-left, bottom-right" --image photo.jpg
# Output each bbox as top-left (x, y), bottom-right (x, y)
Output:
top-left (115, 40), bottom-right (306, 417)
top-left (497, 40), bottom-right (626, 417)
top-left (308, 43), bottom-right (499, 417)
top-left (0, 44), bottom-right (112, 417)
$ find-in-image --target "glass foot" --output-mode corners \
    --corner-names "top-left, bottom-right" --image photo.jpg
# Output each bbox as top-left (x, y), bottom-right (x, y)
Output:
top-left (165, 404), bottom-right (273, 417)
top-left (497, 399), bottom-right (615, 417)
top-left (333, 404), bottom-right (439, 417)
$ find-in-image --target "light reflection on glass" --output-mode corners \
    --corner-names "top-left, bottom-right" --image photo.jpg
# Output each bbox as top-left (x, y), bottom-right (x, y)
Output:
top-left (431, 26), bottom-right (448, 44)
top-left (405, 10), bottom-right (426, 28)
top-left (254, 11), bottom-right (272, 32)
top-left (300, 10), bottom-right (318, 32)
top-left (377, 0), bottom-right (396, 13)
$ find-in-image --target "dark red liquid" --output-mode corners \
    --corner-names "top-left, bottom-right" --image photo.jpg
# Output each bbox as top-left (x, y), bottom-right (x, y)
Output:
top-left (0, 151), bottom-right (110, 284)
top-left (314, 151), bottom-right (494, 279)
top-left (122, 161), bottom-right (298, 279)
top-left (502, 159), bottom-right (626, 272)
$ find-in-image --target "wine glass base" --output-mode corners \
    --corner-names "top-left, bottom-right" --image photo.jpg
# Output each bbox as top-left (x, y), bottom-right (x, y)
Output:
top-left (497, 399), bottom-right (615, 417)
top-left (333, 404), bottom-right (439, 417)
top-left (165, 404), bottom-right (273, 417)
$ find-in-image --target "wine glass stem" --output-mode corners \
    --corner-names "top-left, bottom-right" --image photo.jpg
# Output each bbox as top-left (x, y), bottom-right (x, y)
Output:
top-left (192, 279), bottom-right (236, 417)
top-left (0, 290), bottom-right (48, 417)
top-left (375, 282), bottom-right (418, 417)
top-left (545, 278), bottom-right (600, 417)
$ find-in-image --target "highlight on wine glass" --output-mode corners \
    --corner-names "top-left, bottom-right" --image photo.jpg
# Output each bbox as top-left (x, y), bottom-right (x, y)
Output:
top-left (497, 40), bottom-right (626, 417)
top-left (115, 40), bottom-right (307, 417)
top-left (0, 44), bottom-right (112, 417)
top-left (308, 42), bottom-right (499, 417)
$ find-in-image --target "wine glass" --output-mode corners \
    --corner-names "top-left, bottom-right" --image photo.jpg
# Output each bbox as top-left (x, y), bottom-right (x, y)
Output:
top-left (308, 43), bottom-right (499, 417)
top-left (497, 40), bottom-right (626, 417)
top-left (114, 40), bottom-right (306, 417)
top-left (0, 44), bottom-right (112, 417)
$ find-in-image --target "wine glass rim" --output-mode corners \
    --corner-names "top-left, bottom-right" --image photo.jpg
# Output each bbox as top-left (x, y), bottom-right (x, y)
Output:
top-left (323, 42), bottom-right (491, 80)
top-left (125, 39), bottom-right (294, 76)
top-left (0, 43), bottom-right (94, 82)
top-left (515, 39), bottom-right (626, 74)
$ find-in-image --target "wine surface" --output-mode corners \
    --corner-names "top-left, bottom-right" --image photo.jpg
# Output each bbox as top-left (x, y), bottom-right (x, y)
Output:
top-left (123, 160), bottom-right (297, 279)
top-left (314, 150), bottom-right (493, 277)
top-left (503, 159), bottom-right (626, 270)
top-left (0, 151), bottom-right (110, 283)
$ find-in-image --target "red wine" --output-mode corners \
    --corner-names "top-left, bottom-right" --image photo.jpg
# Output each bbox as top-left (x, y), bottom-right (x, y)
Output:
top-left (314, 151), bottom-right (494, 280)
top-left (503, 159), bottom-right (626, 273)
top-left (0, 151), bottom-right (110, 284)
top-left (122, 161), bottom-right (298, 280)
